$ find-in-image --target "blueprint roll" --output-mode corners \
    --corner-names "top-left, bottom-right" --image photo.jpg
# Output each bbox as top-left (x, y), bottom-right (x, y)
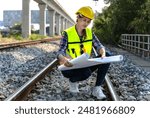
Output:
top-left (58, 53), bottom-right (123, 71)
top-left (88, 55), bottom-right (124, 64)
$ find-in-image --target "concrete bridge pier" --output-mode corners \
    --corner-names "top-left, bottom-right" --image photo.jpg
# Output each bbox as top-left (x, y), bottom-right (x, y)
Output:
top-left (22, 0), bottom-right (31, 38)
top-left (64, 19), bottom-right (67, 29)
top-left (61, 17), bottom-right (65, 32)
top-left (38, 3), bottom-right (46, 35)
top-left (55, 14), bottom-right (61, 35)
top-left (48, 10), bottom-right (56, 36)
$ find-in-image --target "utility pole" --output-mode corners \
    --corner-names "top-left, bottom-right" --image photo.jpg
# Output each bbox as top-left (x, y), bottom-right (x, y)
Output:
top-left (92, 0), bottom-right (99, 18)
top-left (93, 0), bottom-right (99, 6)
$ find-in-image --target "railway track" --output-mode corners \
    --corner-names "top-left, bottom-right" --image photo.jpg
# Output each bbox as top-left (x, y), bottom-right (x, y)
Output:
top-left (2, 38), bottom-right (149, 101)
top-left (1, 40), bottom-right (149, 101)
top-left (0, 37), bottom-right (120, 101)
top-left (4, 58), bottom-right (120, 101)
top-left (0, 36), bottom-right (61, 50)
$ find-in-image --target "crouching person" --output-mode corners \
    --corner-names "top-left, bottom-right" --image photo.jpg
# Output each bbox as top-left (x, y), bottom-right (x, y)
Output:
top-left (57, 6), bottom-right (111, 100)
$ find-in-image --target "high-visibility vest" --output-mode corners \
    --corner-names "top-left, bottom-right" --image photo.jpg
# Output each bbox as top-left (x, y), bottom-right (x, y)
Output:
top-left (65, 25), bottom-right (93, 59)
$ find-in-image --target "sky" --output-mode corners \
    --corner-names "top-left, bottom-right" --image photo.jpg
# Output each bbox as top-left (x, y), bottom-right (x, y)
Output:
top-left (0, 0), bottom-right (108, 21)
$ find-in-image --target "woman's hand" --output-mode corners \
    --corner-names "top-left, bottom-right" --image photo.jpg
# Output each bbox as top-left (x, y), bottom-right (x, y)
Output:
top-left (58, 54), bottom-right (73, 67)
top-left (99, 48), bottom-right (106, 58)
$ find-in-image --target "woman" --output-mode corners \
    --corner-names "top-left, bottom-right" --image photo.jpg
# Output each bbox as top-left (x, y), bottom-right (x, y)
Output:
top-left (57, 6), bottom-right (111, 100)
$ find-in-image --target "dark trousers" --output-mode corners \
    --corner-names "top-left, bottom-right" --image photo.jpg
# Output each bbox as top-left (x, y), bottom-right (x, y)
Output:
top-left (61, 52), bottom-right (111, 86)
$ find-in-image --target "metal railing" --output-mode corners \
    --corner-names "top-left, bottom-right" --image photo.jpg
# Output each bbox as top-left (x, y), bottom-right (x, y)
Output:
top-left (121, 34), bottom-right (150, 60)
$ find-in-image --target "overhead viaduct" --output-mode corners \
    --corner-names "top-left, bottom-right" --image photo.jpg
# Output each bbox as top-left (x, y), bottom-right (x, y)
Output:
top-left (22, 0), bottom-right (75, 38)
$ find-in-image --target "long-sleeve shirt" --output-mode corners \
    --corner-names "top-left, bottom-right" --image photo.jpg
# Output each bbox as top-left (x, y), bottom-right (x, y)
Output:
top-left (57, 31), bottom-right (105, 57)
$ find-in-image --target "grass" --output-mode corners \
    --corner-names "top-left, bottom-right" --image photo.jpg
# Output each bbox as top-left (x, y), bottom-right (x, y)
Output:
top-left (29, 34), bottom-right (47, 40)
top-left (0, 34), bottom-right (48, 44)
top-left (0, 34), bottom-right (28, 44)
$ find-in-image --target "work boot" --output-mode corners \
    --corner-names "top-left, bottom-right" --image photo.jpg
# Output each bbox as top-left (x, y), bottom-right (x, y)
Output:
top-left (92, 86), bottom-right (106, 100)
top-left (69, 81), bottom-right (79, 93)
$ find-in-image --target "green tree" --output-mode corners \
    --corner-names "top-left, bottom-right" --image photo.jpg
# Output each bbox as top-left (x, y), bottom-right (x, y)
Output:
top-left (93, 0), bottom-right (147, 45)
top-left (129, 0), bottom-right (150, 33)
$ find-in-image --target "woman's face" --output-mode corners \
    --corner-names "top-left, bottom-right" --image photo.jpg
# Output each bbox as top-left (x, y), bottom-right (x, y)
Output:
top-left (77, 16), bottom-right (91, 29)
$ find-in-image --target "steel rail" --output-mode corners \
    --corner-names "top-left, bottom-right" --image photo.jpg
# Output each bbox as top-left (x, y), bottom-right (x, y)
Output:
top-left (5, 59), bottom-right (58, 101)
top-left (0, 36), bottom-right (61, 50)
top-left (105, 75), bottom-right (120, 101)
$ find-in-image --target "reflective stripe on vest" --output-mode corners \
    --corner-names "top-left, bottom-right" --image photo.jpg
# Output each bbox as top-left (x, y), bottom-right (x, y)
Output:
top-left (65, 25), bottom-right (93, 59)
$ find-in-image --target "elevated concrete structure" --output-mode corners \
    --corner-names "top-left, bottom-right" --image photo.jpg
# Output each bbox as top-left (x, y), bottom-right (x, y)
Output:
top-left (22, 0), bottom-right (31, 38)
top-left (22, 0), bottom-right (75, 38)
top-left (38, 3), bottom-right (46, 35)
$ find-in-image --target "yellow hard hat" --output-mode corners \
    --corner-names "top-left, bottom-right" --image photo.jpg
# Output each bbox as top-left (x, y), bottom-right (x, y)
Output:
top-left (75, 6), bottom-right (94, 20)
